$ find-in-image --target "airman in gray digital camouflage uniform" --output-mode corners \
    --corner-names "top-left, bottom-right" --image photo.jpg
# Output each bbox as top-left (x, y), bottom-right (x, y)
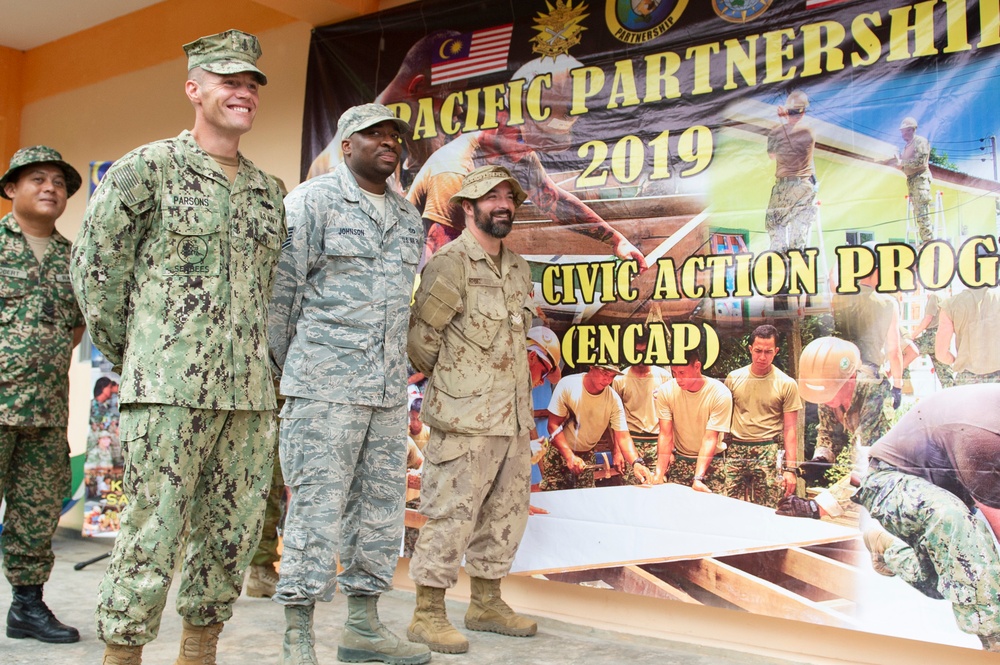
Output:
top-left (406, 165), bottom-right (538, 655)
top-left (1, 145), bottom-right (84, 646)
top-left (71, 29), bottom-right (285, 665)
top-left (267, 103), bottom-right (429, 665)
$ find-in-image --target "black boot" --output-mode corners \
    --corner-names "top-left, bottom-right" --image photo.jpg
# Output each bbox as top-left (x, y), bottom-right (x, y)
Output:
top-left (6, 585), bottom-right (80, 643)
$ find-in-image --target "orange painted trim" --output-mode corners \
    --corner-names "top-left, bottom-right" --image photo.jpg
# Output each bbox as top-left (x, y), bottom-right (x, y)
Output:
top-left (0, 45), bottom-right (24, 214)
top-left (21, 0), bottom-right (297, 105)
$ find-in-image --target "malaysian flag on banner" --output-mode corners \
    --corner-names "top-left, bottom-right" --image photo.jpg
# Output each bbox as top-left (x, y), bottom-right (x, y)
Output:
top-left (805, 0), bottom-right (851, 7)
top-left (431, 24), bottom-right (513, 85)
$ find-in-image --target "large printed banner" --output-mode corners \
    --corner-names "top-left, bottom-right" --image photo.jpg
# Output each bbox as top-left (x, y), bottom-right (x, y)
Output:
top-left (303, 0), bottom-right (1000, 651)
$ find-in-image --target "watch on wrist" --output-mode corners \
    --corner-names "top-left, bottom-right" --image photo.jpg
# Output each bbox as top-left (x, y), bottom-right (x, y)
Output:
top-left (632, 457), bottom-right (646, 466)
top-left (782, 466), bottom-right (801, 476)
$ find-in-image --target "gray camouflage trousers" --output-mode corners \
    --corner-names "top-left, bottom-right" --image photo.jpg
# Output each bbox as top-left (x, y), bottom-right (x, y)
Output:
top-left (907, 171), bottom-right (933, 242)
top-left (410, 430), bottom-right (531, 588)
top-left (273, 398), bottom-right (407, 605)
top-left (765, 177), bottom-right (816, 253)
top-left (96, 405), bottom-right (276, 645)
top-left (855, 462), bottom-right (1000, 640)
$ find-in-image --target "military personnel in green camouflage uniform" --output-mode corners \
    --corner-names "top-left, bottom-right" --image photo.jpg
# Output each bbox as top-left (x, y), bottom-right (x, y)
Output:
top-left (765, 90), bottom-right (816, 253)
top-left (893, 117), bottom-right (934, 243)
top-left (268, 104), bottom-right (429, 665)
top-left (853, 385), bottom-right (1000, 652)
top-left (406, 166), bottom-right (539, 654)
top-left (776, 337), bottom-right (892, 520)
top-left (936, 283), bottom-right (1000, 386)
top-left (71, 30), bottom-right (284, 665)
top-left (1, 145), bottom-right (84, 645)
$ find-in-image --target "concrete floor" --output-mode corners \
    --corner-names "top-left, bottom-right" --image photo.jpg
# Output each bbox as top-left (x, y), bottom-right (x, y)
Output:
top-left (0, 529), bottom-right (804, 665)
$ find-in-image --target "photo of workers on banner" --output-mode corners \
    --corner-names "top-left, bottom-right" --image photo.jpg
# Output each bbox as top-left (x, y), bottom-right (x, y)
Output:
top-left (300, 0), bottom-right (1000, 652)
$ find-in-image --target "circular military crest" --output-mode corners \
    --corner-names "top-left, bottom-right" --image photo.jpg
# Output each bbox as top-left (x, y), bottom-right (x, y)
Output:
top-left (177, 236), bottom-right (209, 266)
top-left (713, 0), bottom-right (772, 24)
top-left (606, 0), bottom-right (688, 43)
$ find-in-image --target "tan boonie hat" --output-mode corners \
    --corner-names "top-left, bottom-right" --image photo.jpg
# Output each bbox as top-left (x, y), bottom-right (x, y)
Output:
top-left (591, 362), bottom-right (624, 375)
top-left (449, 165), bottom-right (528, 207)
top-left (337, 103), bottom-right (411, 140)
top-left (797, 337), bottom-right (861, 405)
top-left (184, 29), bottom-right (267, 85)
top-left (0, 145), bottom-right (82, 199)
top-left (899, 116), bottom-right (918, 129)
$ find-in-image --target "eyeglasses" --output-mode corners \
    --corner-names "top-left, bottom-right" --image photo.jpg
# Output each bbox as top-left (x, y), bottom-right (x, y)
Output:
top-left (786, 108), bottom-right (805, 116)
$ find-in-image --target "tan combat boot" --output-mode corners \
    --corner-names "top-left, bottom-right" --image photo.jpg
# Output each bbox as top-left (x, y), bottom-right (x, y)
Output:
top-left (339, 594), bottom-right (430, 664)
top-left (862, 525), bottom-right (899, 577)
top-left (245, 563), bottom-right (279, 598)
top-left (980, 634), bottom-right (1000, 652)
top-left (102, 643), bottom-right (143, 665)
top-left (464, 577), bottom-right (537, 637)
top-left (280, 604), bottom-right (318, 665)
top-left (173, 619), bottom-right (223, 665)
top-left (407, 584), bottom-right (469, 654)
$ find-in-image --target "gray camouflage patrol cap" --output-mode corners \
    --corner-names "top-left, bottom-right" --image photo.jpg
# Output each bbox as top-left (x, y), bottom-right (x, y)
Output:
top-left (591, 362), bottom-right (624, 375)
top-left (184, 29), bottom-right (267, 85)
top-left (449, 165), bottom-right (528, 207)
top-left (0, 145), bottom-right (82, 199)
top-left (337, 103), bottom-right (410, 140)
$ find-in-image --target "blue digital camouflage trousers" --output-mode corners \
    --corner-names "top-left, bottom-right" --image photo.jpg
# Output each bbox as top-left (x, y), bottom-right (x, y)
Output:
top-left (273, 398), bottom-right (407, 605)
top-left (96, 405), bottom-right (276, 645)
top-left (410, 430), bottom-right (531, 588)
top-left (0, 426), bottom-right (71, 586)
top-left (855, 463), bottom-right (1000, 640)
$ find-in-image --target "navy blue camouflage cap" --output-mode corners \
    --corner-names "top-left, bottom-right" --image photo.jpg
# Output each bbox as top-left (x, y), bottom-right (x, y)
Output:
top-left (337, 103), bottom-right (410, 139)
top-left (184, 29), bottom-right (267, 85)
top-left (0, 145), bottom-right (82, 199)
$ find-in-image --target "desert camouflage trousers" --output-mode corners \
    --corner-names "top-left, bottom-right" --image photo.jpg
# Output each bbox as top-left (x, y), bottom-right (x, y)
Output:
top-left (855, 462), bottom-right (1000, 639)
top-left (665, 453), bottom-right (725, 493)
top-left (723, 440), bottom-right (783, 507)
top-left (765, 177), bottom-right (816, 253)
top-left (273, 398), bottom-right (407, 605)
top-left (97, 405), bottom-right (276, 645)
top-left (0, 426), bottom-right (71, 586)
top-left (410, 430), bottom-right (531, 588)
top-left (251, 438), bottom-right (284, 567)
top-left (907, 171), bottom-right (933, 242)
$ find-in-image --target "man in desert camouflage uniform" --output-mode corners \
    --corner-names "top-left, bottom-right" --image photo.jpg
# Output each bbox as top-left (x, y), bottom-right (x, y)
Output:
top-left (935, 246), bottom-right (1000, 385)
top-left (0, 145), bottom-right (84, 645)
top-left (406, 166), bottom-right (537, 654)
top-left (267, 103), bottom-right (428, 665)
top-left (71, 30), bottom-right (285, 665)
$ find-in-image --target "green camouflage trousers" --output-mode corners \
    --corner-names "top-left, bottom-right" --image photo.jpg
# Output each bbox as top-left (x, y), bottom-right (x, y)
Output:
top-left (665, 453), bottom-right (725, 493)
top-left (274, 398), bottom-right (407, 605)
top-left (0, 426), bottom-right (71, 586)
top-left (907, 172), bottom-right (933, 242)
top-left (855, 464), bottom-right (1000, 639)
top-left (96, 405), bottom-right (276, 645)
top-left (723, 441), bottom-right (783, 507)
top-left (765, 177), bottom-right (816, 253)
top-left (540, 445), bottom-right (595, 491)
top-left (619, 434), bottom-right (658, 486)
top-left (952, 369), bottom-right (1000, 387)
top-left (251, 438), bottom-right (284, 567)
top-left (410, 430), bottom-right (531, 588)
top-left (913, 330), bottom-right (955, 388)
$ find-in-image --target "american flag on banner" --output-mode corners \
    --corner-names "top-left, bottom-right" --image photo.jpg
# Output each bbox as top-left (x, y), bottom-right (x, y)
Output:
top-left (431, 24), bottom-right (514, 85)
top-left (805, 0), bottom-right (851, 8)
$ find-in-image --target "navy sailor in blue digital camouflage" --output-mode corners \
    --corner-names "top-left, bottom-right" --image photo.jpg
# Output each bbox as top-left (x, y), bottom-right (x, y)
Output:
top-left (0, 145), bottom-right (85, 645)
top-left (267, 103), bottom-right (430, 665)
top-left (70, 29), bottom-right (285, 665)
